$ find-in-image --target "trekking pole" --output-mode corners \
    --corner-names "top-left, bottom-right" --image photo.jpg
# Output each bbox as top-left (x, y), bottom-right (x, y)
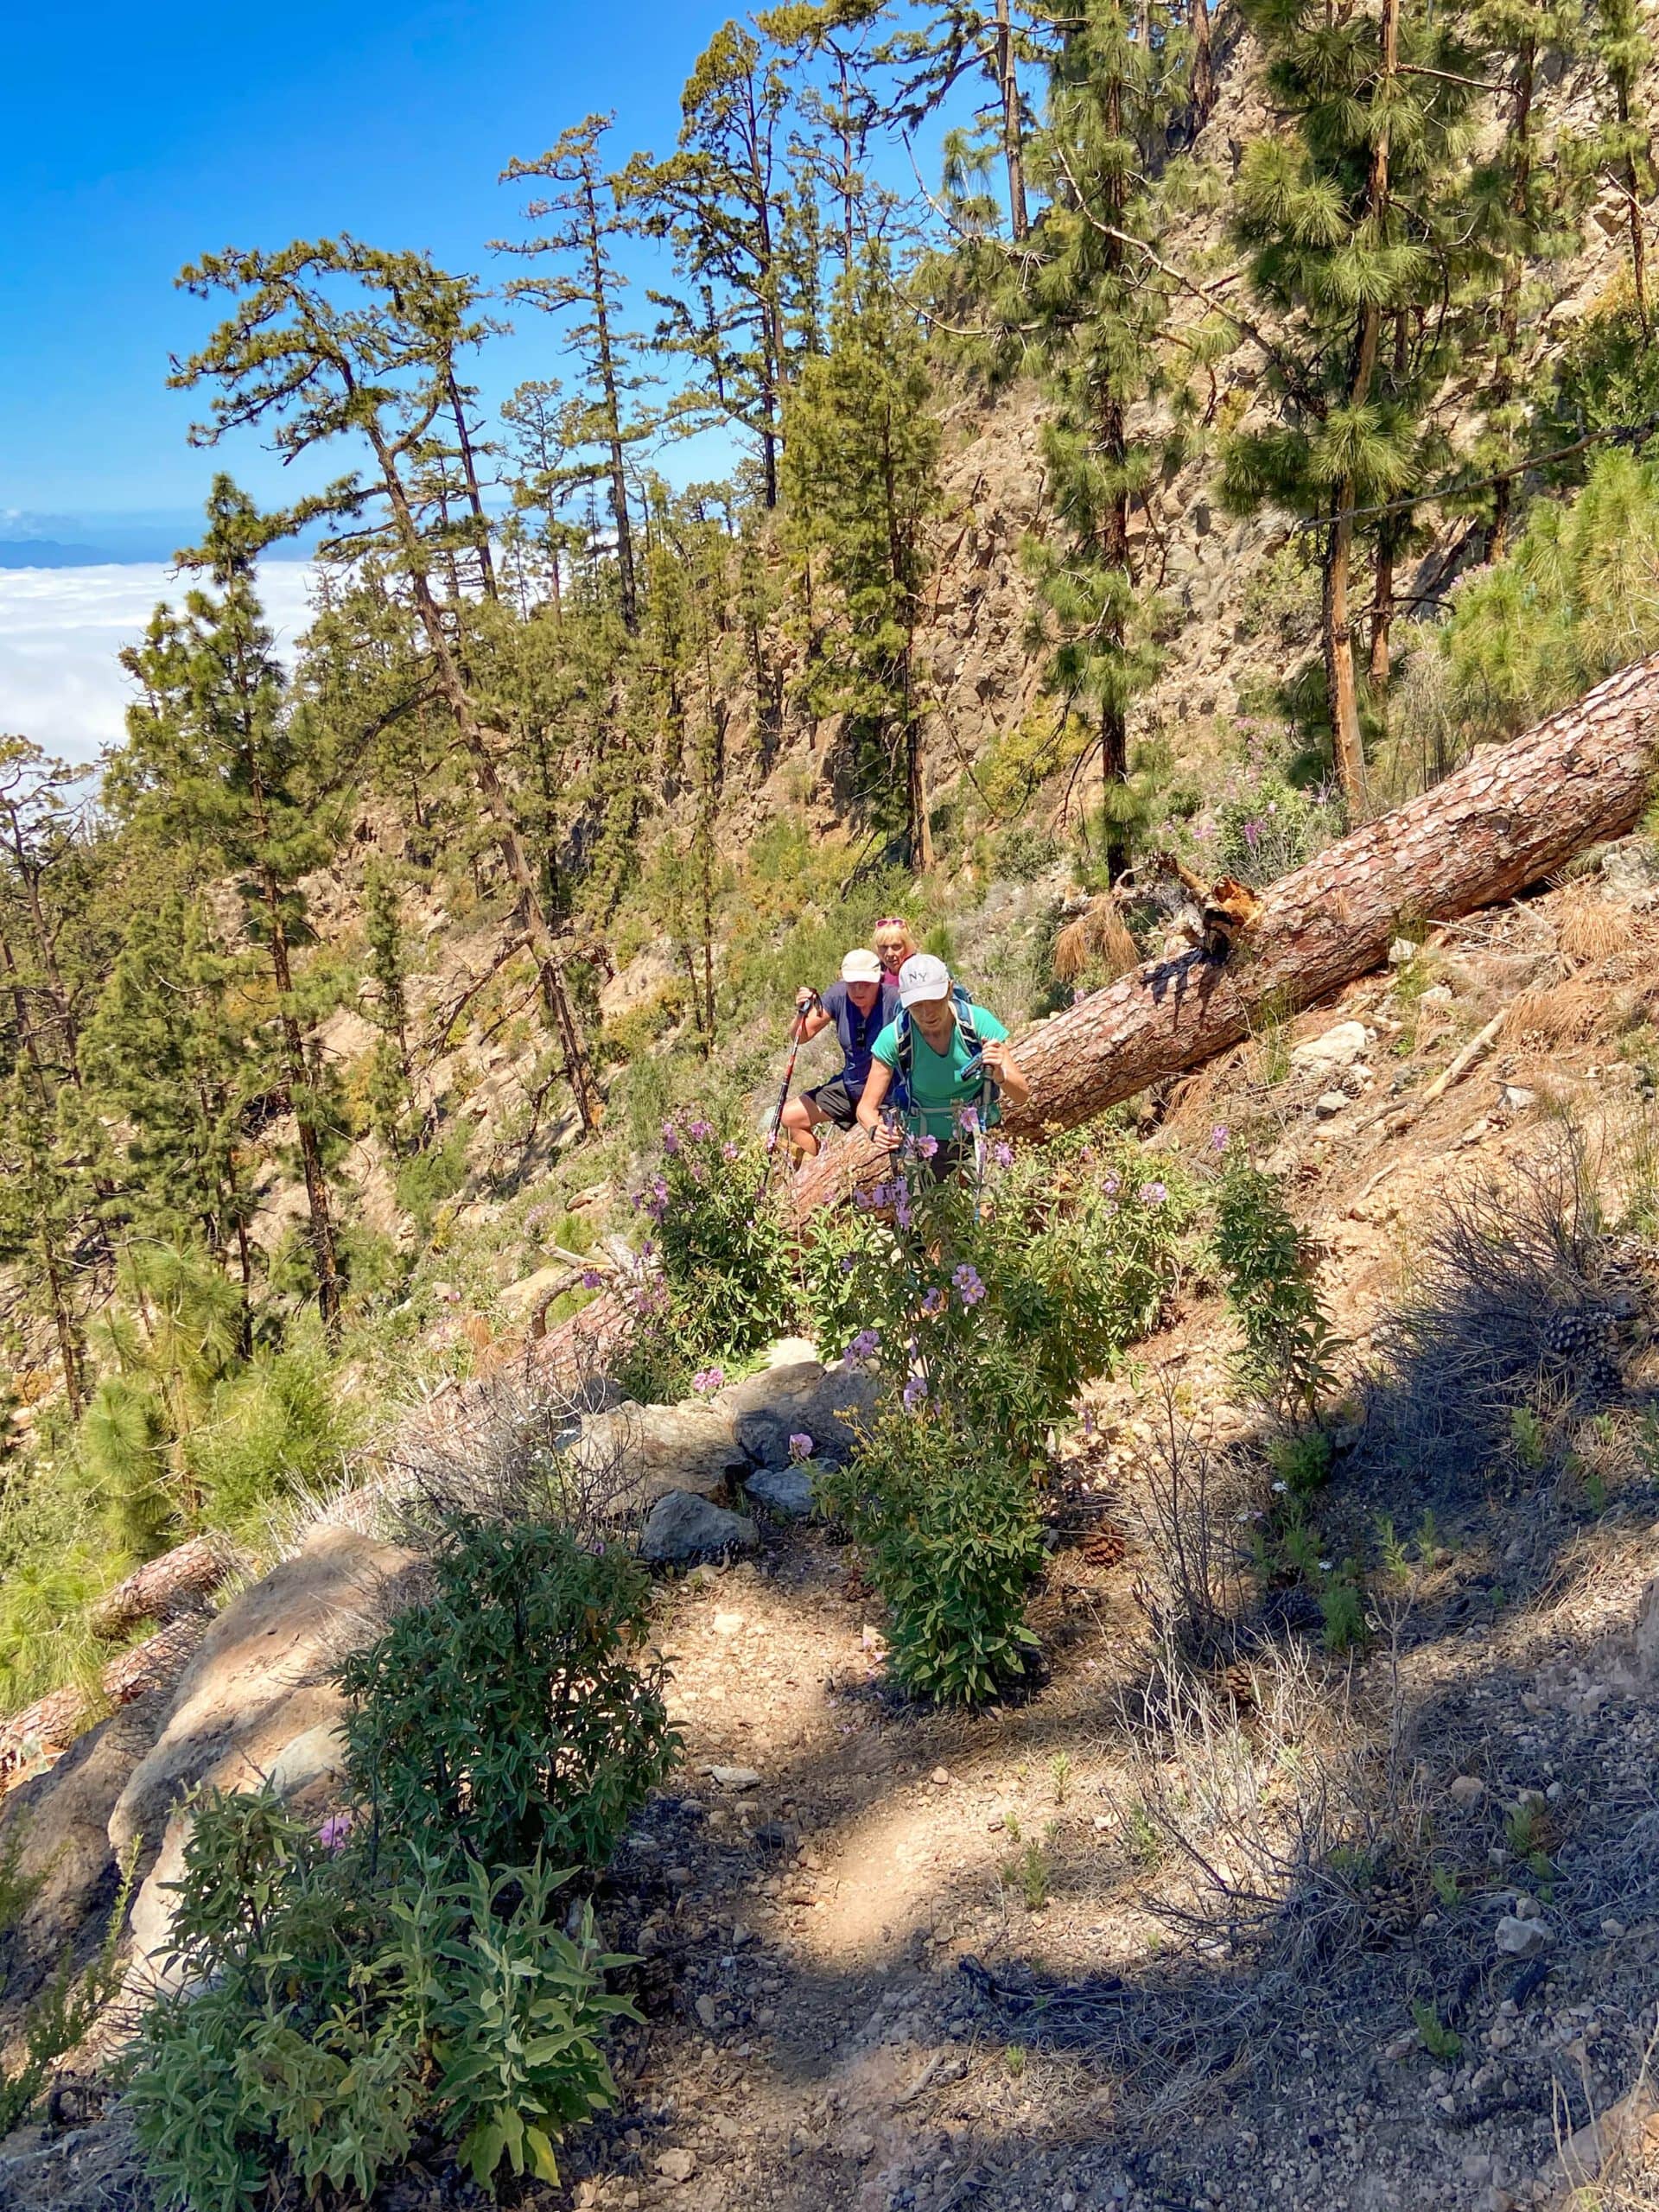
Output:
top-left (759, 991), bottom-right (818, 1194)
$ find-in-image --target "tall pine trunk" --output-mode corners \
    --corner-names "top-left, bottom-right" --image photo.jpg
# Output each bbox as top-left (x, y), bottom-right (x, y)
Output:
top-left (584, 174), bottom-right (639, 628)
top-left (446, 374), bottom-right (498, 601)
top-left (1488, 40), bottom-right (1537, 561)
top-left (1325, 0), bottom-right (1395, 815)
top-left (370, 426), bottom-right (602, 1132)
top-left (995, 0), bottom-right (1030, 241)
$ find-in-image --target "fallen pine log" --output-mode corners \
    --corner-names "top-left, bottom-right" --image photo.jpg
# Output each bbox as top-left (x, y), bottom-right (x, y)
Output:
top-left (792, 651), bottom-right (1659, 1213)
top-left (88, 1531), bottom-right (245, 1640)
top-left (0, 1612), bottom-right (213, 1793)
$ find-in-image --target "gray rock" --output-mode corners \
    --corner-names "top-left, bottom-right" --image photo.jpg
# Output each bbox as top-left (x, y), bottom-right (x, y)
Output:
top-left (710, 1765), bottom-right (761, 1789)
top-left (1449, 1775), bottom-right (1486, 1808)
top-left (639, 1491), bottom-right (757, 1563)
top-left (1494, 1913), bottom-right (1553, 1959)
top-left (0, 1697), bottom-right (163, 2006)
top-left (1421, 983), bottom-right (1454, 1009)
top-left (1315, 1090), bottom-right (1349, 1118)
top-left (1290, 1020), bottom-right (1369, 1072)
top-left (1498, 1084), bottom-right (1537, 1113)
top-left (573, 1400), bottom-right (747, 1510)
top-left (715, 1358), bottom-right (878, 1468)
top-left (745, 1465), bottom-right (817, 1518)
top-left (268, 1722), bottom-right (348, 1800)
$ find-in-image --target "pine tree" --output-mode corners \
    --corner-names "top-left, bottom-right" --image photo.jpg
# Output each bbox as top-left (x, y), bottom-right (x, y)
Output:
top-left (113, 480), bottom-right (345, 1333)
top-left (1220, 0), bottom-right (1484, 807)
top-left (1579, 0), bottom-right (1656, 334)
top-left (1460, 0), bottom-right (1580, 559)
top-left (620, 22), bottom-right (813, 507)
top-left (781, 250), bottom-right (941, 864)
top-left (0, 1071), bottom-right (92, 1415)
top-left (1014, 0), bottom-right (1210, 878)
top-left (172, 238), bottom-right (602, 1131)
top-left (497, 115), bottom-right (658, 629)
top-left (0, 738), bottom-right (92, 1092)
top-left (869, 0), bottom-right (1039, 239)
top-left (85, 893), bottom-right (258, 1289)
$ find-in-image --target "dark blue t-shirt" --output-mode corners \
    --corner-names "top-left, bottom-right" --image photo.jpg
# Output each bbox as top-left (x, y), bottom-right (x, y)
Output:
top-left (820, 979), bottom-right (900, 1091)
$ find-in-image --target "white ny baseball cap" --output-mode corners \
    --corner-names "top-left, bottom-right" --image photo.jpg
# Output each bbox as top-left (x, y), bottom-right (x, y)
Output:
top-left (897, 952), bottom-right (952, 1007)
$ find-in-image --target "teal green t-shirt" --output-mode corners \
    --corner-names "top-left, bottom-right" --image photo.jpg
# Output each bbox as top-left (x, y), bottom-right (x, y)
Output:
top-left (871, 1003), bottom-right (1009, 1140)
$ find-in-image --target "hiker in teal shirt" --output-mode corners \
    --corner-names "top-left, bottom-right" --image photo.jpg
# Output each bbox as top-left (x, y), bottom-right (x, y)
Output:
top-left (857, 952), bottom-right (1031, 1173)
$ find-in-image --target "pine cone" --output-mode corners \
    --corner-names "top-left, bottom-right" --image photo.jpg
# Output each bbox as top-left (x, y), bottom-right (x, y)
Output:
top-left (1081, 1522), bottom-right (1130, 1569)
top-left (1215, 1658), bottom-right (1257, 1712)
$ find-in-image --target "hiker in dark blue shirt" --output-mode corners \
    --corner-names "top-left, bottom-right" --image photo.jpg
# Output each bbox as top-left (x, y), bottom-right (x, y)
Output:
top-left (779, 949), bottom-right (899, 1160)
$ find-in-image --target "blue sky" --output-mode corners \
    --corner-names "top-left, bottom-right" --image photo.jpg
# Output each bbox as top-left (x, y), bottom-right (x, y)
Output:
top-left (1, 0), bottom-right (816, 522)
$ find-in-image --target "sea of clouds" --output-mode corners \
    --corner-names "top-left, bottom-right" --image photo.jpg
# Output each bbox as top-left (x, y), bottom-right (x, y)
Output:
top-left (0, 563), bottom-right (319, 767)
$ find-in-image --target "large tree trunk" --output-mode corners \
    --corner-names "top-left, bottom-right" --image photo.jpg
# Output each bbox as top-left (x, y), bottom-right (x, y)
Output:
top-left (791, 652), bottom-right (1659, 1211)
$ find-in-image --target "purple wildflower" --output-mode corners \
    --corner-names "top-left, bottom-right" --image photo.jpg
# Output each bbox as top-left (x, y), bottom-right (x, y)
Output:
top-left (952, 1262), bottom-right (987, 1308)
top-left (991, 1140), bottom-right (1014, 1168)
top-left (318, 1812), bottom-right (353, 1853)
top-left (691, 1365), bottom-right (725, 1395)
top-left (902, 1373), bottom-right (928, 1411)
top-left (893, 1192), bottom-right (912, 1230)
top-left (788, 1432), bottom-right (814, 1464)
top-left (1210, 1124), bottom-right (1230, 1154)
top-left (1103, 1173), bottom-right (1121, 1197)
top-left (920, 1286), bottom-right (946, 1318)
top-left (1142, 1181), bottom-right (1168, 1205)
top-left (839, 1254), bottom-right (857, 1275)
top-left (687, 1116), bottom-right (714, 1141)
top-left (912, 1133), bottom-right (939, 1160)
top-left (958, 1105), bottom-right (981, 1136)
top-left (581, 1269), bottom-right (604, 1290)
top-left (661, 1120), bottom-right (681, 1154)
top-left (846, 1328), bottom-right (881, 1363)
top-left (722, 1140), bottom-right (741, 1161)
top-left (1243, 819), bottom-right (1262, 852)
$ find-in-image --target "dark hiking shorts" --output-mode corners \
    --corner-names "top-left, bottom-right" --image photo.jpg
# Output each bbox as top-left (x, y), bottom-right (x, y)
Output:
top-left (804, 1077), bottom-right (861, 1128)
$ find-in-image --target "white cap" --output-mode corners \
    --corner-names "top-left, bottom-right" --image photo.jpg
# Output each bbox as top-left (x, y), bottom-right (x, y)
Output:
top-left (840, 948), bottom-right (884, 984)
top-left (897, 952), bottom-right (951, 1007)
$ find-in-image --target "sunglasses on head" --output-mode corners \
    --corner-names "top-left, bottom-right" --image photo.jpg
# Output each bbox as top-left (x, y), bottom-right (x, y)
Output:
top-left (874, 918), bottom-right (909, 931)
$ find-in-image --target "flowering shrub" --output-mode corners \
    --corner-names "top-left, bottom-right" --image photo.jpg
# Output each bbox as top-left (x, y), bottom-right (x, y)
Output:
top-left (632, 1116), bottom-right (791, 1367)
top-left (823, 1124), bottom-right (1194, 1703)
top-left (1212, 772), bottom-right (1330, 887)
top-left (822, 1407), bottom-right (1044, 1704)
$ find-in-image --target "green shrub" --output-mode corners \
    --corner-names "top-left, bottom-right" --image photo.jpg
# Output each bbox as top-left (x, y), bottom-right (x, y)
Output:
top-left (393, 1128), bottom-right (471, 1233)
top-left (1213, 1160), bottom-right (1341, 1418)
top-left (823, 1408), bottom-right (1045, 1705)
top-left (1214, 772), bottom-right (1328, 887)
top-left (129, 1792), bottom-right (634, 2210)
top-left (188, 1339), bottom-right (357, 1530)
top-left (335, 1518), bottom-right (677, 1872)
top-left (643, 1116), bottom-right (791, 1363)
top-left (821, 1130), bottom-right (1190, 1704)
top-left (989, 822), bottom-right (1061, 882)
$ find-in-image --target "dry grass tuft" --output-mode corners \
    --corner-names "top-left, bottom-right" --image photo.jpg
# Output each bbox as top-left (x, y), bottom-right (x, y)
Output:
top-left (1511, 978), bottom-right (1613, 1046)
top-left (1363, 1128), bottom-right (1640, 1481)
top-left (1557, 884), bottom-right (1638, 973)
top-left (1054, 896), bottom-right (1141, 985)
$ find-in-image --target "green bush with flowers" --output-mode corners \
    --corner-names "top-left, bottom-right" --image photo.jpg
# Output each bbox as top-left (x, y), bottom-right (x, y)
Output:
top-left (819, 1124), bottom-right (1194, 1701)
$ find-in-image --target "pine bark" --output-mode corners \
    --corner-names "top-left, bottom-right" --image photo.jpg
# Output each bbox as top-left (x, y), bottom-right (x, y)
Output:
top-left (791, 651), bottom-right (1659, 1211)
top-left (995, 0), bottom-right (1030, 241)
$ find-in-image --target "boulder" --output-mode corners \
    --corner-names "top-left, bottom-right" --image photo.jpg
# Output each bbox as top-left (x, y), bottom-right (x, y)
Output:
top-left (1289, 1020), bottom-right (1369, 1072)
top-left (714, 1358), bottom-right (878, 1469)
top-left (639, 1492), bottom-right (757, 1563)
top-left (0, 1697), bottom-right (163, 2010)
top-left (571, 1401), bottom-right (747, 1510)
top-left (745, 1465), bottom-right (817, 1518)
top-left (109, 1522), bottom-right (411, 1858)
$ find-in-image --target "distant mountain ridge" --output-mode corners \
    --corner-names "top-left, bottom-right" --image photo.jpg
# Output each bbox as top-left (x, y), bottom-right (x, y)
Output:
top-left (0, 539), bottom-right (114, 569)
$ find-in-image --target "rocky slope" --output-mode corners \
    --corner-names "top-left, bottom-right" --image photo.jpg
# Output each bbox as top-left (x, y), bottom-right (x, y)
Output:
top-left (5, 831), bottom-right (1659, 2212)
